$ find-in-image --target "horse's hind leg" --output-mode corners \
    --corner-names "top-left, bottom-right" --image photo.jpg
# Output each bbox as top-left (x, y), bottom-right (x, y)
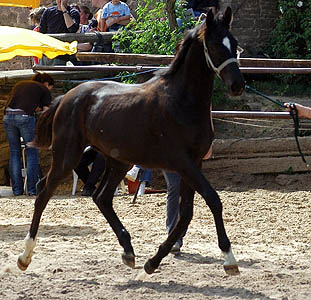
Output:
top-left (17, 143), bottom-right (84, 271)
top-left (92, 158), bottom-right (135, 268)
top-left (144, 179), bottom-right (194, 274)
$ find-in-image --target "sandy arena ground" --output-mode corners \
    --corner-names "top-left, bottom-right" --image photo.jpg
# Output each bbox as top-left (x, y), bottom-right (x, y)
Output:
top-left (0, 176), bottom-right (310, 300)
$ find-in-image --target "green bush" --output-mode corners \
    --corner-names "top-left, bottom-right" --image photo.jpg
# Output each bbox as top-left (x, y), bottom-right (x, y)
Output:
top-left (113, 0), bottom-right (196, 55)
top-left (263, 1), bottom-right (311, 88)
top-left (268, 1), bottom-right (311, 59)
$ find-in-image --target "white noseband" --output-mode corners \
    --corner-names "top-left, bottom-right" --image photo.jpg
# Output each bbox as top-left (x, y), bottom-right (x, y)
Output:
top-left (203, 38), bottom-right (238, 78)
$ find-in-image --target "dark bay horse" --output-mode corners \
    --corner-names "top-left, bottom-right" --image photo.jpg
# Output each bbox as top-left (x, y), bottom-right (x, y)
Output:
top-left (17, 7), bottom-right (245, 275)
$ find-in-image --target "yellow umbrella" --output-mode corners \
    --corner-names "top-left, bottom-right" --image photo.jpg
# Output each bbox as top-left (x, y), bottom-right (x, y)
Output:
top-left (0, 26), bottom-right (77, 62)
top-left (0, 0), bottom-right (40, 8)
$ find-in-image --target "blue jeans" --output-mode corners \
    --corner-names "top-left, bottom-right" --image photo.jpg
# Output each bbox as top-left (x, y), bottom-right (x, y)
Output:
top-left (162, 170), bottom-right (185, 247)
top-left (3, 114), bottom-right (39, 195)
top-left (137, 166), bottom-right (152, 185)
top-left (108, 24), bottom-right (125, 32)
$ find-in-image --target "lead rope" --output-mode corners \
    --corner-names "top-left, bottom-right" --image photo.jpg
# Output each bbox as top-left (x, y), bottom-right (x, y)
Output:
top-left (288, 103), bottom-right (309, 166)
top-left (246, 85), bottom-right (309, 167)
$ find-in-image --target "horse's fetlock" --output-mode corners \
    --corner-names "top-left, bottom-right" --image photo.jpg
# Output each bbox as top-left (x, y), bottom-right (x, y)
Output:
top-left (119, 228), bottom-right (130, 240)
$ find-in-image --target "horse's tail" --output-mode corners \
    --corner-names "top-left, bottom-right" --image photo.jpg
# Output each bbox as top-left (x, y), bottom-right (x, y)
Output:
top-left (31, 95), bottom-right (63, 149)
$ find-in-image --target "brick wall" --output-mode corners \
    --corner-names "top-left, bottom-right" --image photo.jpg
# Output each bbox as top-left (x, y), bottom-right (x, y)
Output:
top-left (224, 0), bottom-right (279, 56)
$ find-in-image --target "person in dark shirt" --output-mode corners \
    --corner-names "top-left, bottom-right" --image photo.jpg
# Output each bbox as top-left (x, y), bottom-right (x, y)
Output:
top-left (3, 73), bottom-right (54, 196)
top-left (187, 0), bottom-right (219, 16)
top-left (39, 0), bottom-right (80, 65)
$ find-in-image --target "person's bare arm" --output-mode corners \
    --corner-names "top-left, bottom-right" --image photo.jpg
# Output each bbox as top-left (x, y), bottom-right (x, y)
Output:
top-left (116, 15), bottom-right (130, 24)
top-left (105, 15), bottom-right (130, 28)
top-left (101, 18), bottom-right (107, 31)
top-left (77, 43), bottom-right (93, 51)
top-left (117, 15), bottom-right (130, 26)
top-left (285, 103), bottom-right (311, 119)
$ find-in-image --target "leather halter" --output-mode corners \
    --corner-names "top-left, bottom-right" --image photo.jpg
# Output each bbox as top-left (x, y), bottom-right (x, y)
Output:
top-left (203, 38), bottom-right (238, 78)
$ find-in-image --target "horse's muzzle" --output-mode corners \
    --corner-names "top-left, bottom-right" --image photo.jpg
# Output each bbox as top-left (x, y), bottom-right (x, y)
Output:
top-left (230, 80), bottom-right (245, 96)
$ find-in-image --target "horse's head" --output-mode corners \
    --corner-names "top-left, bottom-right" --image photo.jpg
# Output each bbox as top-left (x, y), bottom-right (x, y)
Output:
top-left (200, 7), bottom-right (245, 96)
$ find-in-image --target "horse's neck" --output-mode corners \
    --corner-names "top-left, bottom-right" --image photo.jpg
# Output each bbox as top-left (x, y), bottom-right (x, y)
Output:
top-left (173, 46), bottom-right (215, 109)
top-left (161, 48), bottom-right (215, 127)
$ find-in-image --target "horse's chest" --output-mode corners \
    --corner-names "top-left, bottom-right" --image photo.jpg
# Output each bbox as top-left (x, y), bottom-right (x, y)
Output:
top-left (192, 127), bottom-right (214, 146)
top-left (188, 118), bottom-right (214, 154)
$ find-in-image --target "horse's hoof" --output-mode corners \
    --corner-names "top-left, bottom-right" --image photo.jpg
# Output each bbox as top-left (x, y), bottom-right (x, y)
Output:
top-left (144, 260), bottom-right (155, 275)
top-left (17, 257), bottom-right (29, 271)
top-left (122, 252), bottom-right (135, 269)
top-left (224, 264), bottom-right (240, 275)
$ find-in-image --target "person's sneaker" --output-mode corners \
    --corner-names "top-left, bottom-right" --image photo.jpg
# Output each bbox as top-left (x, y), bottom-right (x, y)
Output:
top-left (125, 166), bottom-right (140, 182)
top-left (81, 185), bottom-right (96, 196)
top-left (170, 242), bottom-right (181, 254)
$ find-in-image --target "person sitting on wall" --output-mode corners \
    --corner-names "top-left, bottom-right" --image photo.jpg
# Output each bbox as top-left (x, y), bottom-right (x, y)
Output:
top-left (100, 0), bottom-right (131, 32)
top-left (39, 0), bottom-right (80, 65)
top-left (75, 5), bottom-right (99, 52)
top-left (186, 0), bottom-right (219, 17)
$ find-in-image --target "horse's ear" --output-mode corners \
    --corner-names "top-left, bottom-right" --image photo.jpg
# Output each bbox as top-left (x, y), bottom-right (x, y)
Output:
top-left (223, 7), bottom-right (233, 28)
top-left (205, 8), bottom-right (214, 29)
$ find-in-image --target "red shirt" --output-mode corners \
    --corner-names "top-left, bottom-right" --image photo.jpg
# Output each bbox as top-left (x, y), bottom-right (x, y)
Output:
top-left (33, 26), bottom-right (40, 65)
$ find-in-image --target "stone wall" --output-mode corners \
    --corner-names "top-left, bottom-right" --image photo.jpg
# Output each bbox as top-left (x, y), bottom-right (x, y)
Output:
top-left (224, 0), bottom-right (279, 56)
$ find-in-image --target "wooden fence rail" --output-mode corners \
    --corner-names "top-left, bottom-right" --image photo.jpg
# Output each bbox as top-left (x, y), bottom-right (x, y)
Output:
top-left (33, 64), bottom-right (311, 75)
top-left (47, 32), bottom-right (311, 68)
top-left (212, 111), bottom-right (299, 119)
top-left (49, 32), bottom-right (116, 43)
top-left (75, 52), bottom-right (311, 68)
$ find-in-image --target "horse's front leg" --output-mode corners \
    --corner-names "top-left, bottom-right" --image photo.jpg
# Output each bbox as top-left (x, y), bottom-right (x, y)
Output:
top-left (17, 174), bottom-right (57, 270)
top-left (92, 159), bottom-right (135, 268)
top-left (144, 158), bottom-right (238, 275)
top-left (144, 179), bottom-right (194, 274)
top-left (18, 146), bottom-right (81, 271)
top-left (176, 159), bottom-right (239, 275)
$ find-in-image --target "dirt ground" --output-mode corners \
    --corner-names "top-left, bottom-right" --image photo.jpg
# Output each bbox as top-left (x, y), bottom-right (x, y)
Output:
top-left (1, 94), bottom-right (310, 299)
top-left (0, 172), bottom-right (310, 300)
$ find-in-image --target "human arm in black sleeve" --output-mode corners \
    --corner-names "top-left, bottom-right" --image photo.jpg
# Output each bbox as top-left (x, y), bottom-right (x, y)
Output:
top-left (61, 2), bottom-right (80, 33)
top-left (39, 9), bottom-right (48, 33)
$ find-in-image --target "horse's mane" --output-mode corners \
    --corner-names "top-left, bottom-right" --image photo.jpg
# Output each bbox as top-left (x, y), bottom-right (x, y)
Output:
top-left (158, 12), bottom-right (228, 79)
top-left (160, 25), bottom-right (202, 78)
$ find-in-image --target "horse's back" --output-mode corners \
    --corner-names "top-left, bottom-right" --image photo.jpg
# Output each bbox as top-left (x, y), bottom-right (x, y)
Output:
top-left (53, 79), bottom-right (166, 163)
